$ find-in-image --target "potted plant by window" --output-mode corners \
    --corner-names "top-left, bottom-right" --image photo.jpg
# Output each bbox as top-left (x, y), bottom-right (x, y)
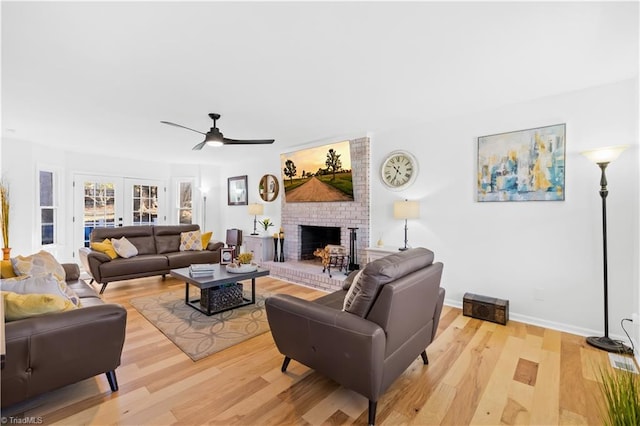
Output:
top-left (0, 180), bottom-right (9, 260)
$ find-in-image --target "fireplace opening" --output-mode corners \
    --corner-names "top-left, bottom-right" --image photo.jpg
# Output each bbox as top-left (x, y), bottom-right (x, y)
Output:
top-left (300, 225), bottom-right (341, 260)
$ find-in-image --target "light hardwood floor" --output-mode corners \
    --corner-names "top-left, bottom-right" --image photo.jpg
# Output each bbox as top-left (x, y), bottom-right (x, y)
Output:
top-left (5, 275), bottom-right (627, 425)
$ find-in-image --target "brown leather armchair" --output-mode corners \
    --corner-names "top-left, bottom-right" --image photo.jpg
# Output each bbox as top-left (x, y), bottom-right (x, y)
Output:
top-left (266, 248), bottom-right (445, 425)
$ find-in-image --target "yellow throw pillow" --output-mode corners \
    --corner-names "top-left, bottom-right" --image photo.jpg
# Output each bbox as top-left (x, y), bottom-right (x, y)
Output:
top-left (201, 231), bottom-right (213, 249)
top-left (0, 273), bottom-right (81, 307)
top-left (180, 230), bottom-right (203, 251)
top-left (2, 290), bottom-right (77, 322)
top-left (11, 250), bottom-right (66, 281)
top-left (1, 260), bottom-right (17, 278)
top-left (90, 238), bottom-right (118, 259)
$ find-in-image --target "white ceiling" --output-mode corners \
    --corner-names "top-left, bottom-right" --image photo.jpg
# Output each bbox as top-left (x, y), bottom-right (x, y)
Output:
top-left (2, 1), bottom-right (638, 165)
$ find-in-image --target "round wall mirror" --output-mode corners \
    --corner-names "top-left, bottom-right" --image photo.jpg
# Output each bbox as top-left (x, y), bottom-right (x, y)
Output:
top-left (259, 174), bottom-right (279, 202)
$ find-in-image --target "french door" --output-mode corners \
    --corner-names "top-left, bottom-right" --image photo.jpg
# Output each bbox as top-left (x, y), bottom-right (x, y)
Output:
top-left (74, 175), bottom-right (166, 248)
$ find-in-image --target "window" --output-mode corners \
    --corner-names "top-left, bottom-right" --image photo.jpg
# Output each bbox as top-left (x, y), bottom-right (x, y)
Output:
top-left (132, 184), bottom-right (158, 225)
top-left (83, 181), bottom-right (117, 246)
top-left (178, 182), bottom-right (192, 224)
top-left (39, 170), bottom-right (56, 245)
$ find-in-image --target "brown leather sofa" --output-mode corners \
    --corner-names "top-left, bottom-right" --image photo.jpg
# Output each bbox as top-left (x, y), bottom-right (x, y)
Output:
top-left (265, 248), bottom-right (445, 426)
top-left (79, 224), bottom-right (224, 293)
top-left (2, 263), bottom-right (127, 408)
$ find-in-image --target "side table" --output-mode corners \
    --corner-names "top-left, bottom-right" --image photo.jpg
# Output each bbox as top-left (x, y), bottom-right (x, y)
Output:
top-left (362, 246), bottom-right (400, 266)
top-left (244, 235), bottom-right (275, 264)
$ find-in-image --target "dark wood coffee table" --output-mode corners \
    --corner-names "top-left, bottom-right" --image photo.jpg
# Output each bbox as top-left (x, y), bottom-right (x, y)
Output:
top-left (170, 265), bottom-right (270, 316)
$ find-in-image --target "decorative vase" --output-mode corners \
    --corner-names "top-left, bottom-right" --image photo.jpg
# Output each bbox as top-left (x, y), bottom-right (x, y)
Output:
top-left (2, 247), bottom-right (10, 260)
top-left (273, 238), bottom-right (279, 262)
top-left (279, 238), bottom-right (285, 262)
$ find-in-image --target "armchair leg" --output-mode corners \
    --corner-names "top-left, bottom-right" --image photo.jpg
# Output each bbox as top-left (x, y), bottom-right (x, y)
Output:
top-left (421, 350), bottom-right (429, 365)
top-left (368, 400), bottom-right (377, 426)
top-left (99, 283), bottom-right (109, 295)
top-left (281, 356), bottom-right (291, 372)
top-left (105, 370), bottom-right (119, 392)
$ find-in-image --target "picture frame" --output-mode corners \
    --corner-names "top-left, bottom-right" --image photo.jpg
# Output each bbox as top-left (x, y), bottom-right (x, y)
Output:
top-left (220, 247), bottom-right (235, 265)
top-left (227, 175), bottom-right (248, 206)
top-left (477, 123), bottom-right (566, 202)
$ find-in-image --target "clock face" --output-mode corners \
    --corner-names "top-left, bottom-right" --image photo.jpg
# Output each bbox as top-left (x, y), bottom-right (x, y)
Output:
top-left (222, 251), bottom-right (233, 262)
top-left (381, 150), bottom-right (418, 190)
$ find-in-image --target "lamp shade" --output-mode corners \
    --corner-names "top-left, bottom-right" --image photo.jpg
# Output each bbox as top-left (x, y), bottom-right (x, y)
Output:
top-left (393, 200), bottom-right (420, 220)
top-left (248, 203), bottom-right (264, 216)
top-left (581, 145), bottom-right (629, 164)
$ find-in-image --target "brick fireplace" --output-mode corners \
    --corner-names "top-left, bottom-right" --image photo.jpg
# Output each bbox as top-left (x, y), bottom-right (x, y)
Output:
top-left (268, 136), bottom-right (370, 292)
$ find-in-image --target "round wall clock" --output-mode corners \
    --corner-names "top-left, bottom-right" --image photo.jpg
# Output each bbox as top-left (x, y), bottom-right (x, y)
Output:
top-left (380, 150), bottom-right (419, 190)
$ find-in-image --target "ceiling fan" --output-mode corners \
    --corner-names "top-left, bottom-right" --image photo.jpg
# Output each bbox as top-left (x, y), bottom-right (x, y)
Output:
top-left (161, 113), bottom-right (275, 150)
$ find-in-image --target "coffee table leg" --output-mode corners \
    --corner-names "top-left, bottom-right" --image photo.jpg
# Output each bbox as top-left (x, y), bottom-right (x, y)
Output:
top-left (251, 278), bottom-right (256, 304)
top-left (185, 281), bottom-right (189, 304)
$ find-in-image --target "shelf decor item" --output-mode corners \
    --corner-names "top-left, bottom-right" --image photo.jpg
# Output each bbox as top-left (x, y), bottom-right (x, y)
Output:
top-left (273, 236), bottom-right (279, 262)
top-left (0, 180), bottom-right (9, 260)
top-left (581, 145), bottom-right (631, 354)
top-left (228, 175), bottom-right (248, 206)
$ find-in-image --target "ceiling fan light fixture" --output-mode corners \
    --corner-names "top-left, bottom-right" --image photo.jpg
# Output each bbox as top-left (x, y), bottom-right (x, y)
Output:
top-left (204, 132), bottom-right (223, 147)
top-left (206, 140), bottom-right (223, 147)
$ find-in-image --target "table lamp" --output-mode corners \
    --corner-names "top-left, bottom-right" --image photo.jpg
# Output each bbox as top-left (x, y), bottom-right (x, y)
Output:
top-left (248, 203), bottom-right (264, 235)
top-left (393, 199), bottom-right (420, 251)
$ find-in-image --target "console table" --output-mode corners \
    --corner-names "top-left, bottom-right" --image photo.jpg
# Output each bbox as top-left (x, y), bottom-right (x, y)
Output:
top-left (244, 235), bottom-right (275, 264)
top-left (362, 246), bottom-right (400, 265)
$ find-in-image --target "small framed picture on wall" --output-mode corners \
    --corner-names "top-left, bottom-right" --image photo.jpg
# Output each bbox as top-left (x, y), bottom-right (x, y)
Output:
top-left (228, 175), bottom-right (248, 206)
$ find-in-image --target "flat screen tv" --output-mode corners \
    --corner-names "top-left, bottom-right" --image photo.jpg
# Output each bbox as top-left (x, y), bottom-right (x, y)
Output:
top-left (280, 140), bottom-right (354, 202)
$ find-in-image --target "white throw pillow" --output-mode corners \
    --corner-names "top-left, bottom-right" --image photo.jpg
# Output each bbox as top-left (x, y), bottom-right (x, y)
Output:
top-left (111, 236), bottom-right (139, 258)
top-left (0, 273), bottom-right (81, 307)
top-left (342, 269), bottom-right (365, 311)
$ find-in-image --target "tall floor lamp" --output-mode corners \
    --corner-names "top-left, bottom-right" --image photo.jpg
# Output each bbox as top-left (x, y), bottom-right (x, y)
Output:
top-left (581, 145), bottom-right (631, 353)
top-left (393, 199), bottom-right (420, 251)
top-left (248, 203), bottom-right (264, 235)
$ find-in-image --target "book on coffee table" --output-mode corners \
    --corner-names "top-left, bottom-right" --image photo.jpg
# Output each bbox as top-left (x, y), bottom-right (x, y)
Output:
top-left (189, 263), bottom-right (215, 277)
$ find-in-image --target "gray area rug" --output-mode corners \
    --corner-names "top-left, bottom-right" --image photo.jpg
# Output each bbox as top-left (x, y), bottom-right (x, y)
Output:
top-left (130, 288), bottom-right (271, 361)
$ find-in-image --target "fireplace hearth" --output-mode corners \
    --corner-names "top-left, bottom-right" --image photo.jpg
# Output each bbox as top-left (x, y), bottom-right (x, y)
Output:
top-left (300, 225), bottom-right (341, 260)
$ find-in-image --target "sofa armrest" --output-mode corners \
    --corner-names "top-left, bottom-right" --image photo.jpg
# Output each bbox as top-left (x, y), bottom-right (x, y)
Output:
top-left (206, 241), bottom-right (224, 251)
top-left (265, 294), bottom-right (386, 400)
top-left (62, 263), bottom-right (80, 281)
top-left (3, 303), bottom-right (127, 406)
top-left (79, 247), bottom-right (110, 283)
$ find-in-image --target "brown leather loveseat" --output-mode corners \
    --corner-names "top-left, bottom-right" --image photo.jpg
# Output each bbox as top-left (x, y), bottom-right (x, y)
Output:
top-left (265, 247), bottom-right (445, 426)
top-left (79, 224), bottom-right (224, 294)
top-left (2, 263), bottom-right (127, 408)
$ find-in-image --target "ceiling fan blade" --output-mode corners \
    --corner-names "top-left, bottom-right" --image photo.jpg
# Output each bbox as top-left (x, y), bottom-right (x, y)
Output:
top-left (192, 141), bottom-right (207, 150)
top-left (222, 138), bottom-right (275, 145)
top-left (160, 121), bottom-right (206, 135)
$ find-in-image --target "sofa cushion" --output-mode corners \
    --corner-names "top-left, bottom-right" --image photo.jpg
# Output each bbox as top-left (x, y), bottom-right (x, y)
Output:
top-left (165, 250), bottom-right (218, 269)
top-left (346, 247), bottom-right (434, 317)
top-left (98, 254), bottom-right (169, 278)
top-left (180, 230), bottom-right (203, 251)
top-left (154, 224), bottom-right (201, 254)
top-left (112, 236), bottom-right (139, 258)
top-left (11, 250), bottom-right (66, 281)
top-left (1, 273), bottom-right (81, 307)
top-left (90, 238), bottom-right (118, 259)
top-left (91, 226), bottom-right (156, 255)
top-left (2, 290), bottom-right (77, 322)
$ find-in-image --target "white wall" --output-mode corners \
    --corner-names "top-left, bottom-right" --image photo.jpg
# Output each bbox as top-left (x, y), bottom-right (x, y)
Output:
top-left (370, 78), bottom-right (638, 342)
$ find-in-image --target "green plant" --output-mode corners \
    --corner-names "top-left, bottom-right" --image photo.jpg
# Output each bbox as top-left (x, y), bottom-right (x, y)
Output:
top-left (598, 364), bottom-right (640, 425)
top-left (0, 180), bottom-right (9, 248)
top-left (258, 218), bottom-right (274, 231)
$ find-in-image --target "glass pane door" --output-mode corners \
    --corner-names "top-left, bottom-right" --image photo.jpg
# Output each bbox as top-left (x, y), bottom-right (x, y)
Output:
top-left (124, 178), bottom-right (166, 227)
top-left (76, 175), bottom-right (123, 248)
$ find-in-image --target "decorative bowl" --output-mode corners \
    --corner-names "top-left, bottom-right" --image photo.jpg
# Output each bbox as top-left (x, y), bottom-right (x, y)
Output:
top-left (226, 262), bottom-right (258, 274)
